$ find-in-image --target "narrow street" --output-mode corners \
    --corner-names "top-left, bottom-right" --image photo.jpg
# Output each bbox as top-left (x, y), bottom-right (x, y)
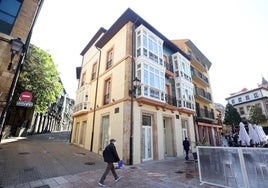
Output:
top-left (0, 132), bottom-right (105, 187)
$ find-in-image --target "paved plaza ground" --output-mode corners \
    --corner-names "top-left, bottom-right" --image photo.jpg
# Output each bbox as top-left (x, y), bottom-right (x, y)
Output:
top-left (0, 132), bottom-right (218, 188)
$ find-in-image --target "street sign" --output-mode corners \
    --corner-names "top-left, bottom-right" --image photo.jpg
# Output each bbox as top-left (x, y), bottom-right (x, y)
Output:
top-left (16, 101), bottom-right (33, 107)
top-left (20, 91), bottom-right (32, 102)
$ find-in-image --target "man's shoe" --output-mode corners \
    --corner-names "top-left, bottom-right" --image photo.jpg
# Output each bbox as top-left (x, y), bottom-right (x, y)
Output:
top-left (115, 176), bottom-right (122, 182)
top-left (98, 182), bottom-right (106, 187)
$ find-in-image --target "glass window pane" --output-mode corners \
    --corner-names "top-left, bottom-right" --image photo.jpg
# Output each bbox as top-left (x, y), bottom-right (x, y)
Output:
top-left (0, 0), bottom-right (21, 16)
top-left (150, 72), bottom-right (154, 87)
top-left (144, 70), bottom-right (148, 84)
top-left (143, 34), bottom-right (147, 47)
top-left (0, 0), bottom-right (22, 35)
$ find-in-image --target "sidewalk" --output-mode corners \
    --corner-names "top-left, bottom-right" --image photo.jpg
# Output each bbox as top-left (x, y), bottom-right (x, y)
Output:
top-left (0, 132), bottom-right (218, 188)
top-left (4, 158), bottom-right (215, 188)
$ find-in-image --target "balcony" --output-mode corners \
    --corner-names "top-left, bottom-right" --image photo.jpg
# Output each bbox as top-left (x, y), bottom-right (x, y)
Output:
top-left (76, 84), bottom-right (89, 93)
top-left (194, 86), bottom-right (212, 102)
top-left (73, 101), bottom-right (90, 114)
top-left (189, 54), bottom-right (207, 71)
top-left (196, 107), bottom-right (216, 123)
top-left (164, 61), bottom-right (174, 78)
top-left (103, 93), bottom-right (110, 105)
top-left (191, 67), bottom-right (209, 86)
top-left (136, 91), bottom-right (195, 114)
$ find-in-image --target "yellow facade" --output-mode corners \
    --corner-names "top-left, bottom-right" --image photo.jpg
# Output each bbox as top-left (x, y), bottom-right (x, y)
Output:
top-left (173, 39), bottom-right (221, 146)
top-left (72, 9), bottom-right (197, 164)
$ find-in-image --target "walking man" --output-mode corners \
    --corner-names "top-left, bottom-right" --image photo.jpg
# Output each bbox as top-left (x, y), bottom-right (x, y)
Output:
top-left (183, 137), bottom-right (190, 160)
top-left (99, 138), bottom-right (121, 187)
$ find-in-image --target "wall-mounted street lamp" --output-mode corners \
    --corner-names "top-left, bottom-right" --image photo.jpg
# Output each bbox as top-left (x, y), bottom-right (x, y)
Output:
top-left (8, 38), bottom-right (24, 70)
top-left (129, 77), bottom-right (141, 96)
top-left (133, 77), bottom-right (141, 90)
top-left (129, 76), bottom-right (141, 165)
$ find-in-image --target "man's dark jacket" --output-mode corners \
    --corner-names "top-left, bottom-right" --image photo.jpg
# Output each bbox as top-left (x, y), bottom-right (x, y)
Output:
top-left (102, 143), bottom-right (120, 163)
top-left (183, 139), bottom-right (190, 150)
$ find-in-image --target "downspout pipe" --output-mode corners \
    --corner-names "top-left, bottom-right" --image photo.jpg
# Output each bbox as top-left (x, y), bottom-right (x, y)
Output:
top-left (90, 46), bottom-right (101, 151)
top-left (129, 17), bottom-right (139, 165)
top-left (0, 0), bottom-right (44, 141)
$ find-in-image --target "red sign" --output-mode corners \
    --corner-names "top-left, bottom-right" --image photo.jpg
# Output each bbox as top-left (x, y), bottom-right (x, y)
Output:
top-left (20, 91), bottom-right (32, 102)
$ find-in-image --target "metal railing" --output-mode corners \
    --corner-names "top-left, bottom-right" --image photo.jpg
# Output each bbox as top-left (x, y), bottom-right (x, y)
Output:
top-left (197, 146), bottom-right (268, 188)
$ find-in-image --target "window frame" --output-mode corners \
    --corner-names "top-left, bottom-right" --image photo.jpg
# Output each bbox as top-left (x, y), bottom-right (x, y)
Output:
top-left (0, 0), bottom-right (23, 35)
top-left (91, 62), bottom-right (97, 80)
top-left (106, 48), bottom-right (113, 70)
top-left (103, 78), bottom-right (111, 105)
top-left (81, 72), bottom-right (86, 87)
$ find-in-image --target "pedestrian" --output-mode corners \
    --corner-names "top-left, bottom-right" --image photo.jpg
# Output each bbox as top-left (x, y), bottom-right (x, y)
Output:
top-left (233, 133), bottom-right (239, 147)
top-left (99, 138), bottom-right (122, 187)
top-left (183, 137), bottom-right (190, 160)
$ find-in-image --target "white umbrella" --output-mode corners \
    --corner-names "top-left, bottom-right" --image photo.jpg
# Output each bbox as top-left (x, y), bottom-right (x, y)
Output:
top-left (248, 123), bottom-right (261, 144)
top-left (256, 124), bottom-right (267, 142)
top-left (238, 122), bottom-right (251, 146)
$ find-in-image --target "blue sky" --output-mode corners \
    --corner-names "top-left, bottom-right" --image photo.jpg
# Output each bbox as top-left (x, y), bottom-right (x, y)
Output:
top-left (31, 0), bottom-right (268, 105)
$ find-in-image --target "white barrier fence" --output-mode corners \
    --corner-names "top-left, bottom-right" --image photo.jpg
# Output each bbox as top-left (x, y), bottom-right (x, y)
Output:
top-left (197, 146), bottom-right (268, 188)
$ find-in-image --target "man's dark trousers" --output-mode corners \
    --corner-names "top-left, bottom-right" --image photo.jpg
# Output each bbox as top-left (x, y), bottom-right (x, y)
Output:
top-left (100, 162), bottom-right (118, 184)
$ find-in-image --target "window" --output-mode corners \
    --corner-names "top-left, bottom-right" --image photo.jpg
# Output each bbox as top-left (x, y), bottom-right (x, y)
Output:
top-left (0, 0), bottom-right (23, 35)
top-left (255, 103), bottom-right (262, 110)
top-left (238, 97), bottom-right (242, 102)
top-left (163, 55), bottom-right (169, 71)
top-left (172, 53), bottom-right (191, 82)
top-left (141, 62), bottom-right (165, 100)
top-left (246, 105), bottom-right (251, 112)
top-left (231, 99), bottom-right (235, 104)
top-left (81, 72), bottom-right (86, 87)
top-left (91, 62), bottom-right (97, 80)
top-left (245, 95), bottom-right (250, 100)
top-left (103, 78), bottom-right (111, 105)
top-left (135, 26), bottom-right (163, 65)
top-left (106, 49), bottom-right (113, 69)
top-left (239, 107), bottom-right (245, 115)
top-left (254, 92), bottom-right (258, 98)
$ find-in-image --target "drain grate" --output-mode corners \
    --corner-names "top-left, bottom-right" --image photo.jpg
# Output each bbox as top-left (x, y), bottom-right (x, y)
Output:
top-left (34, 185), bottom-right (50, 188)
top-left (85, 162), bottom-right (95, 165)
top-left (175, 170), bottom-right (184, 174)
top-left (19, 167), bottom-right (41, 183)
top-left (18, 152), bottom-right (30, 155)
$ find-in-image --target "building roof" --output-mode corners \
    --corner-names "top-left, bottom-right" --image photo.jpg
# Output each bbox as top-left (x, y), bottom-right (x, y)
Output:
top-left (225, 86), bottom-right (268, 100)
top-left (80, 27), bottom-right (107, 55)
top-left (173, 39), bottom-right (212, 70)
top-left (84, 8), bottom-right (189, 60)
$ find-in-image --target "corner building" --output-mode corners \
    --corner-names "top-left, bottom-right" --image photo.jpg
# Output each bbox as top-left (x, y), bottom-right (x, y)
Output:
top-left (72, 8), bottom-right (198, 164)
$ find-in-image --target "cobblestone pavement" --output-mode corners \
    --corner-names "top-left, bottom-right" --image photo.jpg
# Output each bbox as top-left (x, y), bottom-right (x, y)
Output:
top-left (0, 132), bottom-right (219, 188)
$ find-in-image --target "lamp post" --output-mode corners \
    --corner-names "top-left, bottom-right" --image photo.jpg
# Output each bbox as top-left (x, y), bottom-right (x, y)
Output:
top-left (8, 38), bottom-right (24, 70)
top-left (0, 38), bottom-right (24, 141)
top-left (129, 76), bottom-right (141, 165)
